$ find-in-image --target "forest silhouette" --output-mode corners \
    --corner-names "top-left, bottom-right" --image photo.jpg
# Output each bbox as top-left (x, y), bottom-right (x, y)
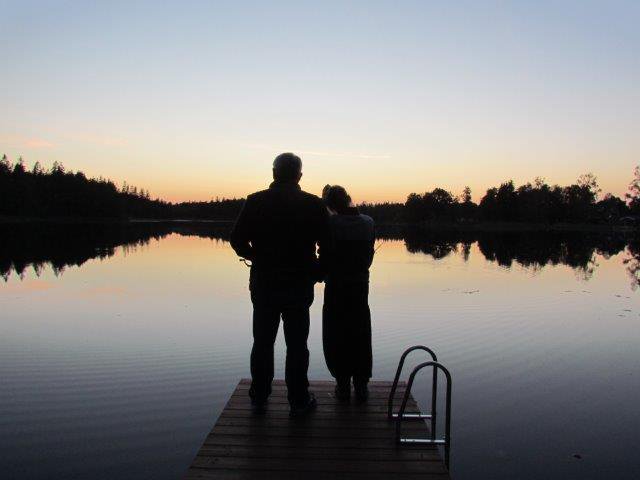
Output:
top-left (0, 156), bottom-right (243, 220)
top-left (2, 155), bottom-right (639, 225)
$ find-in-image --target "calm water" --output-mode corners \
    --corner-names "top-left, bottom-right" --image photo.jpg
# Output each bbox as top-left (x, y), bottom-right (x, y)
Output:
top-left (1, 223), bottom-right (639, 479)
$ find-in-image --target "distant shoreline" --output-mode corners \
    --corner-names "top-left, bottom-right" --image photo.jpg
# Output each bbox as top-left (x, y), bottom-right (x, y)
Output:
top-left (392, 221), bottom-right (638, 233)
top-left (0, 216), bottom-right (234, 225)
top-left (0, 216), bottom-right (636, 233)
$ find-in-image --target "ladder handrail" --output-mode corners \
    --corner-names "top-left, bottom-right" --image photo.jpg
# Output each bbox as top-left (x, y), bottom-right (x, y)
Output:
top-left (396, 361), bottom-right (452, 470)
top-left (387, 345), bottom-right (438, 440)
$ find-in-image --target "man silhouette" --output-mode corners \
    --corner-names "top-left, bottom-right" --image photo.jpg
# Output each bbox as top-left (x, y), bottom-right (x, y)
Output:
top-left (230, 153), bottom-right (329, 416)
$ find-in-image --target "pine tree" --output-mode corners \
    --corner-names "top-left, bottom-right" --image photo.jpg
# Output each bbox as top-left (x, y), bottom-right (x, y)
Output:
top-left (626, 166), bottom-right (640, 213)
top-left (0, 154), bottom-right (11, 174)
top-left (14, 156), bottom-right (26, 174)
top-left (462, 186), bottom-right (472, 204)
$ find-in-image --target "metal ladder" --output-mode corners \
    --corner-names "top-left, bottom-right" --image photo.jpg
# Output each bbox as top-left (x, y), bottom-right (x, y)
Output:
top-left (387, 346), bottom-right (452, 469)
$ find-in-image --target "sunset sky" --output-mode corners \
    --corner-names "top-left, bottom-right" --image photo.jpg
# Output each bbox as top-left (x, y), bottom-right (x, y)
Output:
top-left (2, 1), bottom-right (638, 203)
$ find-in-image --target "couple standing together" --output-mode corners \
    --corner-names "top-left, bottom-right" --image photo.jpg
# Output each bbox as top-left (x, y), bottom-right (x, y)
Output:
top-left (230, 152), bottom-right (375, 416)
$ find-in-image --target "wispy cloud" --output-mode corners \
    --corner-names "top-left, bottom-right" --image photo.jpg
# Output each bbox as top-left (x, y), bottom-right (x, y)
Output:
top-left (68, 133), bottom-right (128, 147)
top-left (0, 133), bottom-right (128, 149)
top-left (0, 135), bottom-right (55, 149)
top-left (299, 150), bottom-right (391, 160)
top-left (24, 138), bottom-right (55, 148)
top-left (245, 144), bottom-right (390, 160)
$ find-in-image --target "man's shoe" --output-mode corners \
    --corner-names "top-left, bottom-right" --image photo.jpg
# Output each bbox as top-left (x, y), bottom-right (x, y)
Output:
top-left (334, 381), bottom-right (351, 402)
top-left (251, 398), bottom-right (267, 415)
top-left (289, 392), bottom-right (317, 417)
top-left (354, 379), bottom-right (369, 403)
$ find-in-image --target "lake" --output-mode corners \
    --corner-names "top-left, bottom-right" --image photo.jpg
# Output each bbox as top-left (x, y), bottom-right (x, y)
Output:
top-left (1, 223), bottom-right (639, 479)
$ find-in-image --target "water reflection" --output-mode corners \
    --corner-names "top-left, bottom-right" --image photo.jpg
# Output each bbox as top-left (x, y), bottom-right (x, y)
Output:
top-left (624, 239), bottom-right (640, 289)
top-left (0, 222), bottom-right (228, 280)
top-left (2, 222), bottom-right (639, 288)
top-left (376, 227), bottom-right (636, 284)
top-left (1, 224), bottom-right (638, 480)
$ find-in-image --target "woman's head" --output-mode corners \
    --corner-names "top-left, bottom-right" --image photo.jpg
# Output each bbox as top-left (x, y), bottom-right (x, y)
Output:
top-left (322, 184), bottom-right (352, 214)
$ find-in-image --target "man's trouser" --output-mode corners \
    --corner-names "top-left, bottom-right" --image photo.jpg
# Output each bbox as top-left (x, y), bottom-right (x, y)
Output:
top-left (249, 271), bottom-right (314, 406)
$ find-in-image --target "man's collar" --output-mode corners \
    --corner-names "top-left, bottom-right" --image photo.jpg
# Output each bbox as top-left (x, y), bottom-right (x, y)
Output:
top-left (269, 181), bottom-right (301, 190)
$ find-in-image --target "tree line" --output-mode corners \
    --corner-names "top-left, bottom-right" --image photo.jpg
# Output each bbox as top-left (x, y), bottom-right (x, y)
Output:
top-left (1, 155), bottom-right (639, 224)
top-left (0, 155), bottom-right (244, 220)
top-left (364, 172), bottom-right (639, 225)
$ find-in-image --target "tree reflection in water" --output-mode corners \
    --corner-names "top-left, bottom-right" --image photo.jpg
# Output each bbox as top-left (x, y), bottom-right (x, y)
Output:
top-left (0, 222), bottom-right (229, 281)
top-left (379, 227), bottom-right (634, 283)
top-left (1, 222), bottom-right (638, 288)
top-left (623, 239), bottom-right (640, 290)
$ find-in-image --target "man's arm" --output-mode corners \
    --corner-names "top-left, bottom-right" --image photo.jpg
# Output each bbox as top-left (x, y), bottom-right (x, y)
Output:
top-left (315, 201), bottom-right (331, 281)
top-left (365, 221), bottom-right (375, 268)
top-left (230, 197), bottom-right (256, 261)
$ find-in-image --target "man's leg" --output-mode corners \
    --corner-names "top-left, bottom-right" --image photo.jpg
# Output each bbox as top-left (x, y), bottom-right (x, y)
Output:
top-left (281, 304), bottom-right (311, 406)
top-left (249, 303), bottom-right (280, 403)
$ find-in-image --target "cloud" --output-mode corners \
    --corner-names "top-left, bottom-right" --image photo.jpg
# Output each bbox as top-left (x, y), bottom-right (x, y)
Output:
top-left (0, 135), bottom-right (55, 149)
top-left (23, 138), bottom-right (55, 148)
top-left (299, 150), bottom-right (391, 160)
top-left (69, 133), bottom-right (128, 147)
top-left (245, 143), bottom-right (390, 160)
top-left (0, 133), bottom-right (129, 149)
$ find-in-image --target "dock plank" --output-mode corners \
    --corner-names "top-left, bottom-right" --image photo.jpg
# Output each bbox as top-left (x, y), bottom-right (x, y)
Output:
top-left (184, 379), bottom-right (450, 479)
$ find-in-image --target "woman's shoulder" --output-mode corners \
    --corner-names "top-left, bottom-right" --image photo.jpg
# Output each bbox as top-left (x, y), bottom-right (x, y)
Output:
top-left (330, 212), bottom-right (373, 225)
top-left (359, 214), bottom-right (374, 226)
top-left (359, 214), bottom-right (375, 238)
top-left (330, 213), bottom-right (374, 239)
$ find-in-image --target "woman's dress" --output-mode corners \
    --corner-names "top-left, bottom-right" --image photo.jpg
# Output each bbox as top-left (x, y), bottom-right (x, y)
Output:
top-left (322, 208), bottom-right (375, 381)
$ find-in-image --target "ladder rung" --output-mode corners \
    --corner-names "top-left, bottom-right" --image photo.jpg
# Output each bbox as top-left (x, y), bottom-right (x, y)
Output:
top-left (391, 413), bottom-right (432, 419)
top-left (399, 438), bottom-right (446, 445)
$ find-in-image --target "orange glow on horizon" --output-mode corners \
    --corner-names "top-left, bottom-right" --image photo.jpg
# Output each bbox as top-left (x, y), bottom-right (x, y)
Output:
top-left (1, 150), bottom-right (634, 205)
top-left (148, 172), bottom-right (633, 205)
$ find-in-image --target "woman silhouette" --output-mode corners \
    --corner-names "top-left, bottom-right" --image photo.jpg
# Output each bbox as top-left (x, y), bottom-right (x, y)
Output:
top-left (321, 185), bottom-right (375, 401)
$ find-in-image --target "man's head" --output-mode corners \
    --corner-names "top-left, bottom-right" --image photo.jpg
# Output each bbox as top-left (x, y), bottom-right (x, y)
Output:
top-left (273, 152), bottom-right (302, 183)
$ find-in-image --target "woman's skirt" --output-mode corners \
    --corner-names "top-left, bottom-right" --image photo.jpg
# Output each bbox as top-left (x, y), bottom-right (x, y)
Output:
top-left (322, 279), bottom-right (372, 381)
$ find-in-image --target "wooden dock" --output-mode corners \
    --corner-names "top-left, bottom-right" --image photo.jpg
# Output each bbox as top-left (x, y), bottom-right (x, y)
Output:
top-left (183, 379), bottom-right (451, 479)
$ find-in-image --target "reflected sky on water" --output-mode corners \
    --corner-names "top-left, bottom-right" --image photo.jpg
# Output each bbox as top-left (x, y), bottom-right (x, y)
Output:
top-left (1, 225), bottom-right (639, 480)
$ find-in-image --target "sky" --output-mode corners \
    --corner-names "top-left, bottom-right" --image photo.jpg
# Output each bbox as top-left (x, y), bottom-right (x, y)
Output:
top-left (1, 0), bottom-right (639, 203)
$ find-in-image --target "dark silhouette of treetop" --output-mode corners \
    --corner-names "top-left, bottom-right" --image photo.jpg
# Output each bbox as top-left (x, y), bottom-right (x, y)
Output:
top-left (0, 156), bottom-right (243, 220)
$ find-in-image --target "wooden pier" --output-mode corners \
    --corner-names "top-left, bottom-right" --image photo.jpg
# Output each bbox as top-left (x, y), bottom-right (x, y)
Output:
top-left (184, 379), bottom-right (451, 479)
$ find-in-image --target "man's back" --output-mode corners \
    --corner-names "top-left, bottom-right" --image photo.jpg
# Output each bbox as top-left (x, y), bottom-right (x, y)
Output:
top-left (233, 153), bottom-right (325, 414)
top-left (230, 181), bottom-right (329, 277)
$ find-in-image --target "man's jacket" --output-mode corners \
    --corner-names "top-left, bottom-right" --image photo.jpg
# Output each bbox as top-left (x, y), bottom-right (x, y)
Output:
top-left (230, 181), bottom-right (330, 283)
